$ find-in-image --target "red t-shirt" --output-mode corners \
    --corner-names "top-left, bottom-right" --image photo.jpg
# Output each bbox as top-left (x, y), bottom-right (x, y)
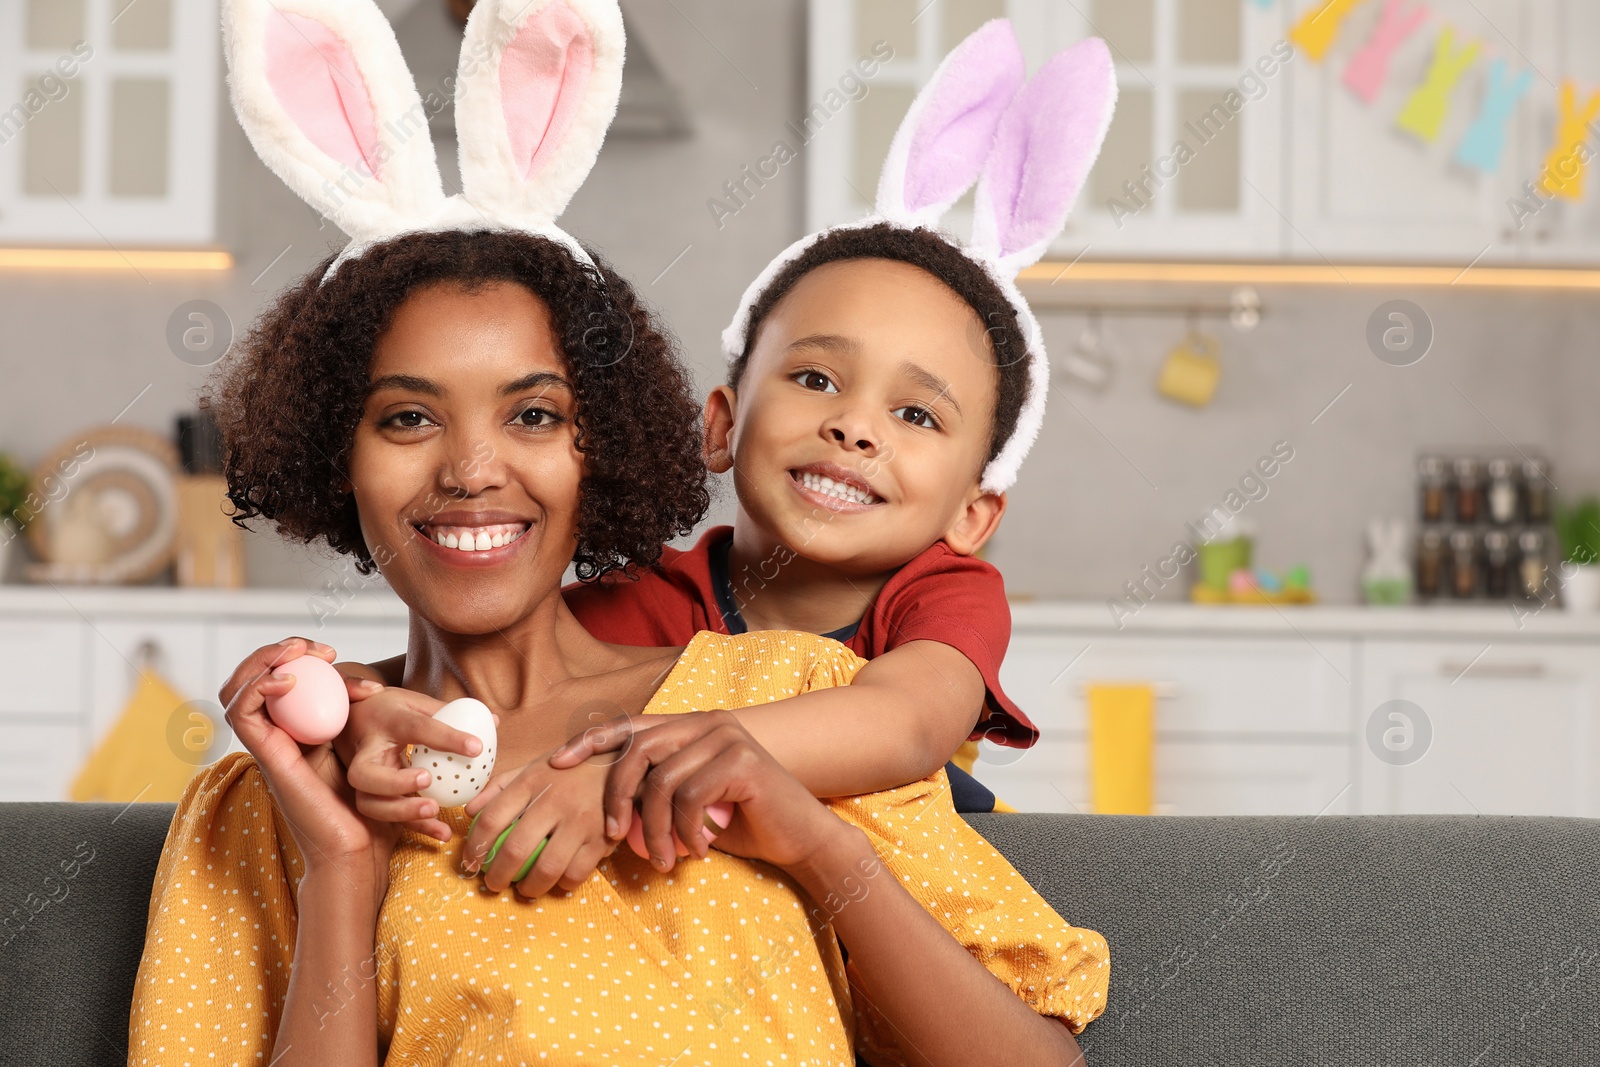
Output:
top-left (562, 525), bottom-right (1038, 747)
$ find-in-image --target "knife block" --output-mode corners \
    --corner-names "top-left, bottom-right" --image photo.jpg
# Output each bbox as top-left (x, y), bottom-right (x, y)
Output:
top-left (175, 475), bottom-right (245, 588)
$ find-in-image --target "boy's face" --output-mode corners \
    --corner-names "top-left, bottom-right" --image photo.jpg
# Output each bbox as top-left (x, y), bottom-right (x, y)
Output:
top-left (711, 257), bottom-right (1006, 574)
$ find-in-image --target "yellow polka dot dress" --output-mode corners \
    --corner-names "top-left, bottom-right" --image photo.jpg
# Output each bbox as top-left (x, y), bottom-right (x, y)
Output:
top-left (649, 632), bottom-right (1111, 1066)
top-left (127, 630), bottom-right (1108, 1065)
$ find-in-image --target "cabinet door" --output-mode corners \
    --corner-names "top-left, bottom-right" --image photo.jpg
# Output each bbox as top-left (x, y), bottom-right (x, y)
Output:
top-left (1058, 0), bottom-right (1290, 257)
top-left (1356, 640), bottom-right (1600, 815)
top-left (85, 619), bottom-right (215, 762)
top-left (0, 620), bottom-right (86, 801)
top-left (1519, 1), bottom-right (1600, 263)
top-left (1285, 0), bottom-right (1528, 262)
top-left (984, 633), bottom-right (1356, 815)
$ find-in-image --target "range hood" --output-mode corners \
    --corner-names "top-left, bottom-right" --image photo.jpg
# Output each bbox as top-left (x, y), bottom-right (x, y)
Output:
top-left (381, 0), bottom-right (691, 139)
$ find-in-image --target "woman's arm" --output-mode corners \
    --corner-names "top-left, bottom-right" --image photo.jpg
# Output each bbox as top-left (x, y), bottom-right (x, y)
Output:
top-left (627, 711), bottom-right (1085, 1067)
top-left (785, 824), bottom-right (1084, 1067)
top-left (271, 866), bottom-right (385, 1067)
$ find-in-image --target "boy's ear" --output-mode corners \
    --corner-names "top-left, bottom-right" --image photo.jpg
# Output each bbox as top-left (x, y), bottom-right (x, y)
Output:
top-left (703, 386), bottom-right (738, 474)
top-left (942, 490), bottom-right (1007, 557)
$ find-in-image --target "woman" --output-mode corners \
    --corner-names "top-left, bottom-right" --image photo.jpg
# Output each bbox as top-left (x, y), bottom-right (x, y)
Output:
top-left (127, 231), bottom-right (1100, 1066)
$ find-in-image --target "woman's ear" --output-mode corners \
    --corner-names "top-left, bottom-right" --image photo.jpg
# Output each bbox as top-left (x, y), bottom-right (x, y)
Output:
top-left (942, 490), bottom-right (1007, 557)
top-left (703, 386), bottom-right (738, 474)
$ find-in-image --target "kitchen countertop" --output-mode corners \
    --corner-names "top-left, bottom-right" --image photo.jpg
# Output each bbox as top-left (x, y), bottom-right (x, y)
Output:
top-left (3, 585), bottom-right (1598, 640)
top-left (1008, 599), bottom-right (1598, 639)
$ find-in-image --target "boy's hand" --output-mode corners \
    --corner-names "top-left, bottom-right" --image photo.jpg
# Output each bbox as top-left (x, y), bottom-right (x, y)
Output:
top-left (460, 756), bottom-right (618, 898)
top-left (339, 683), bottom-right (493, 843)
top-left (548, 712), bottom-right (729, 845)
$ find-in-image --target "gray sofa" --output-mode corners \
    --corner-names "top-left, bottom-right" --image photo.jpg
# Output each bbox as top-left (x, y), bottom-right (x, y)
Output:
top-left (2, 802), bottom-right (1595, 1065)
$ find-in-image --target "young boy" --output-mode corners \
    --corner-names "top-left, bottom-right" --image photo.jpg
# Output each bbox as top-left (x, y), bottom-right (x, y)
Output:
top-left (555, 222), bottom-right (1041, 815)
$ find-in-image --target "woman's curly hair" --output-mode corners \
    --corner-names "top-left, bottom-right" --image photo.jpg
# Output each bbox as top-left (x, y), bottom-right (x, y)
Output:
top-left (729, 223), bottom-right (1030, 470)
top-left (204, 229), bottom-right (710, 581)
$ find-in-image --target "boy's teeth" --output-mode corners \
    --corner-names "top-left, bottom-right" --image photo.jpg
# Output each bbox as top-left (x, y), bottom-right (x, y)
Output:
top-left (424, 524), bottom-right (528, 551)
top-left (798, 470), bottom-right (878, 505)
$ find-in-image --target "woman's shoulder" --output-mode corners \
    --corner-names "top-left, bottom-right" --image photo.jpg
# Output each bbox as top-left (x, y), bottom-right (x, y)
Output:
top-left (649, 630), bottom-right (867, 713)
top-left (166, 750), bottom-right (304, 874)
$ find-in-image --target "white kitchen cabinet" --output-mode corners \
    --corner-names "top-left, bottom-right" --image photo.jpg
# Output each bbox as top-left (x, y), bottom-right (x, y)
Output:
top-left (0, 618), bottom-right (86, 802)
top-left (1284, 0), bottom-right (1531, 263)
top-left (1515, 1), bottom-right (1600, 262)
top-left (1355, 639), bottom-right (1600, 816)
top-left (84, 619), bottom-right (214, 762)
top-left (810, 0), bottom-right (1600, 264)
top-left (0, 0), bottom-right (221, 246)
top-left (987, 632), bottom-right (1355, 815)
top-left (807, 0), bottom-right (1288, 257)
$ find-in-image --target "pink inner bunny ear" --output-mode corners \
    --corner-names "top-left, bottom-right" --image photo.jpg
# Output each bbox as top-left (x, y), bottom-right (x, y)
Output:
top-left (265, 10), bottom-right (382, 179)
top-left (889, 19), bottom-right (1025, 217)
top-left (984, 37), bottom-right (1117, 260)
top-left (500, 1), bottom-right (595, 180)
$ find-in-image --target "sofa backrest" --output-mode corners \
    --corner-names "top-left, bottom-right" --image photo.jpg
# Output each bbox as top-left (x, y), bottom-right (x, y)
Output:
top-left (1, 803), bottom-right (1596, 1065)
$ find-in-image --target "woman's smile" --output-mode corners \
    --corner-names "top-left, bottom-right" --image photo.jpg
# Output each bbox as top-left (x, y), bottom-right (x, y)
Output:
top-left (412, 515), bottom-right (534, 566)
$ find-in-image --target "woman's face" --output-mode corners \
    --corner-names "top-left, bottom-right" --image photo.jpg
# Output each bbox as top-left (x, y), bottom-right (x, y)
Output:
top-left (346, 281), bottom-right (584, 635)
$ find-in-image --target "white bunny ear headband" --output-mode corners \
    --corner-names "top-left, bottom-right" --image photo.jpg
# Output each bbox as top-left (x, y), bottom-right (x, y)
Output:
top-left (721, 21), bottom-right (1118, 494)
top-left (221, 0), bottom-right (625, 281)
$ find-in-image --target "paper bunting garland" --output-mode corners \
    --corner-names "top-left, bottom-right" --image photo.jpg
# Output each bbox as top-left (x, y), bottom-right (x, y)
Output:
top-left (1396, 28), bottom-right (1481, 142)
top-left (1455, 58), bottom-right (1533, 173)
top-left (1258, 0), bottom-right (1596, 201)
top-left (1342, 0), bottom-right (1430, 104)
top-left (1290, 0), bottom-right (1374, 62)
top-left (1541, 81), bottom-right (1600, 200)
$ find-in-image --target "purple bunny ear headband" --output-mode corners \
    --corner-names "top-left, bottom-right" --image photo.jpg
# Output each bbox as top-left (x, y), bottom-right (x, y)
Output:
top-left (221, 0), bottom-right (626, 282)
top-left (721, 21), bottom-right (1118, 494)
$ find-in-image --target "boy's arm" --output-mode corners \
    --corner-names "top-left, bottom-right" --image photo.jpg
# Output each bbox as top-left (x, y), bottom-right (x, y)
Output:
top-left (553, 640), bottom-right (985, 799)
top-left (725, 640), bottom-right (984, 797)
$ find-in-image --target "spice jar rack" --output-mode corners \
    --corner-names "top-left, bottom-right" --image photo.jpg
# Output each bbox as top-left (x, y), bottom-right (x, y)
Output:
top-left (1414, 453), bottom-right (1555, 602)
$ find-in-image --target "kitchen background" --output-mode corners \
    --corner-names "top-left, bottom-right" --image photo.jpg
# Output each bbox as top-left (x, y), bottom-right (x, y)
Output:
top-left (2, 0), bottom-right (1599, 820)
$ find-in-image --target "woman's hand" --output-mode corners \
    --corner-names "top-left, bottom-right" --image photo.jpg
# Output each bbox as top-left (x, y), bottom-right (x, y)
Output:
top-left (620, 710), bottom-right (849, 875)
top-left (220, 640), bottom-right (400, 903)
top-left (460, 756), bottom-right (620, 897)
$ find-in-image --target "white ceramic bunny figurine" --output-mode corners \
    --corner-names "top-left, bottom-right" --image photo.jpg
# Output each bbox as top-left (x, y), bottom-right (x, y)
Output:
top-left (1363, 517), bottom-right (1413, 605)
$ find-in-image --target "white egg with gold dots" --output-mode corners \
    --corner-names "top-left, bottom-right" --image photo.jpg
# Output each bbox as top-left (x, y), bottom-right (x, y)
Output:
top-left (408, 697), bottom-right (497, 806)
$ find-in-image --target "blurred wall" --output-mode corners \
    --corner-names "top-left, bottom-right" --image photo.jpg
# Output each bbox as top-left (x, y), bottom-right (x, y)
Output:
top-left (1, 0), bottom-right (1596, 606)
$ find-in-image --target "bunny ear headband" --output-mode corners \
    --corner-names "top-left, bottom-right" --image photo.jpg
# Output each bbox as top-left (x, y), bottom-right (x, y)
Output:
top-left (220, 0), bottom-right (625, 280)
top-left (722, 21), bottom-right (1117, 494)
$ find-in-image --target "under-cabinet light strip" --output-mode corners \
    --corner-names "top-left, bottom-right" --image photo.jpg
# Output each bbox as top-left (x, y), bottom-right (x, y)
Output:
top-left (1022, 261), bottom-right (1600, 289)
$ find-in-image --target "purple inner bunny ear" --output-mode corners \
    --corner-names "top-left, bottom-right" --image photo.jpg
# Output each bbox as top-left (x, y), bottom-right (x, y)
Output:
top-left (900, 20), bottom-right (1025, 214)
top-left (985, 37), bottom-right (1116, 259)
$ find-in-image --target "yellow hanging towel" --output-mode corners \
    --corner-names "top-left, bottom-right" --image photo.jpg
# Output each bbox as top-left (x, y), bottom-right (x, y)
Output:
top-left (70, 667), bottom-right (204, 802)
top-left (1086, 683), bottom-right (1155, 815)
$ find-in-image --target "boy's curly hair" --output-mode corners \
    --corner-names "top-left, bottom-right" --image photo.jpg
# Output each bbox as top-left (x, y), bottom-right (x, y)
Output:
top-left (204, 229), bottom-right (709, 581)
top-left (729, 223), bottom-right (1030, 472)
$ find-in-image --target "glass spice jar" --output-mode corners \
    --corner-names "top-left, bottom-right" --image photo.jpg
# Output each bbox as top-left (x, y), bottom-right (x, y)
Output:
top-left (1486, 458), bottom-right (1519, 525)
top-left (1518, 529), bottom-right (1548, 599)
top-left (1450, 529), bottom-right (1479, 598)
top-left (1483, 529), bottom-right (1511, 598)
top-left (1452, 458), bottom-right (1482, 525)
top-left (1522, 458), bottom-right (1552, 524)
top-left (1418, 456), bottom-right (1448, 524)
top-left (1416, 528), bottom-right (1445, 599)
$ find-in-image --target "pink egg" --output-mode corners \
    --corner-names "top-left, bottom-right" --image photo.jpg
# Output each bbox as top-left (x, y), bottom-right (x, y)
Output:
top-left (627, 801), bottom-right (732, 860)
top-left (263, 655), bottom-right (350, 745)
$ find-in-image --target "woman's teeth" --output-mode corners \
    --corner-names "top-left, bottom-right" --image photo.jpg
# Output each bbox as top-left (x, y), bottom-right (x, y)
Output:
top-left (424, 524), bottom-right (529, 552)
top-left (797, 471), bottom-right (879, 505)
